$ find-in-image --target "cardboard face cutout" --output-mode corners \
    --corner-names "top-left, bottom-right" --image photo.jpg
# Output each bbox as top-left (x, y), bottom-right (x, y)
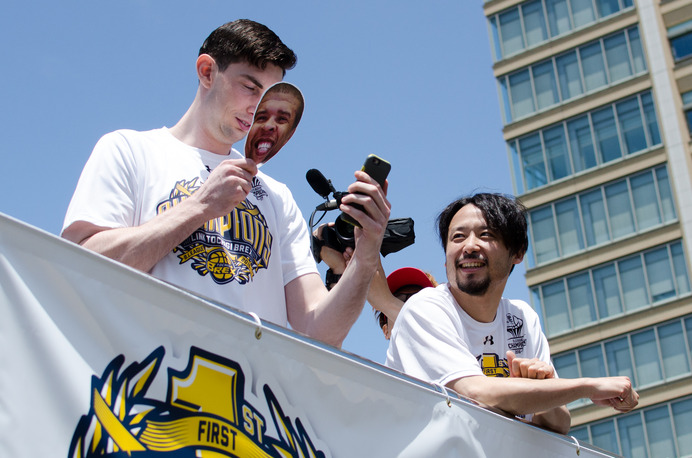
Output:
top-left (245, 82), bottom-right (304, 164)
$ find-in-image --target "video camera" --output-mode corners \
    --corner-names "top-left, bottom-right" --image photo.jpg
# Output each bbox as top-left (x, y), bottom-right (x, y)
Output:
top-left (305, 167), bottom-right (415, 262)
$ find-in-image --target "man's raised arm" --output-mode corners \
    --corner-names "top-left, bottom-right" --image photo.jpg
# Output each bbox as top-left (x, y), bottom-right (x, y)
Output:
top-left (285, 170), bottom-right (391, 347)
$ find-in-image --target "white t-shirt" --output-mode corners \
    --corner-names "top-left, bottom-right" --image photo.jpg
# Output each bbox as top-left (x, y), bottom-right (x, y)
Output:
top-left (63, 128), bottom-right (318, 325)
top-left (385, 284), bottom-right (552, 387)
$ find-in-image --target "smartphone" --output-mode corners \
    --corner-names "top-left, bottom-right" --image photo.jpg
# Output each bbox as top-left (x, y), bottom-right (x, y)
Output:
top-left (361, 154), bottom-right (391, 189)
top-left (338, 154), bottom-right (391, 227)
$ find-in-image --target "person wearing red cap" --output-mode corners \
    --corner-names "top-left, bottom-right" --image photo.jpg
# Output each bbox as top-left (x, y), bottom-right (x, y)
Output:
top-left (373, 267), bottom-right (437, 339)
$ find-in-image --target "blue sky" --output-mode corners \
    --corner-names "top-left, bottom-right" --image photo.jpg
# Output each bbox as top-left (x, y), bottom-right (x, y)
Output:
top-left (0, 0), bottom-right (528, 363)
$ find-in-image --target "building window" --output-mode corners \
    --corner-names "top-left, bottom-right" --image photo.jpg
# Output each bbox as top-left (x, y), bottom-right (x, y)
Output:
top-left (488, 0), bottom-right (634, 61)
top-left (569, 396), bottom-right (692, 457)
top-left (681, 90), bottom-right (692, 137)
top-left (553, 315), bottom-right (692, 400)
top-left (590, 422), bottom-right (618, 455)
top-left (509, 91), bottom-right (660, 194)
top-left (527, 165), bottom-right (675, 267)
top-left (669, 19), bottom-right (692, 61)
top-left (531, 240), bottom-right (690, 337)
top-left (498, 26), bottom-right (645, 123)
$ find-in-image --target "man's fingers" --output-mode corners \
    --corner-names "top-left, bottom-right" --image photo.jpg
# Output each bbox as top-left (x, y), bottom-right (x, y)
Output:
top-left (506, 351), bottom-right (517, 377)
top-left (507, 352), bottom-right (555, 380)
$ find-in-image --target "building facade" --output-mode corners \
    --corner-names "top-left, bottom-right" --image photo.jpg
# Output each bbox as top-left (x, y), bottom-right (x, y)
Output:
top-left (483, 0), bottom-right (692, 455)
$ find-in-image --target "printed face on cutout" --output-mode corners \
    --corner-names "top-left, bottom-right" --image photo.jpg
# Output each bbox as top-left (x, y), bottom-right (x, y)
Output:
top-left (245, 82), bottom-right (303, 164)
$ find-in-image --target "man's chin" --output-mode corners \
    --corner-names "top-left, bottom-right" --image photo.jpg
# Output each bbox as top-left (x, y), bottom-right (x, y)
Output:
top-left (456, 280), bottom-right (490, 296)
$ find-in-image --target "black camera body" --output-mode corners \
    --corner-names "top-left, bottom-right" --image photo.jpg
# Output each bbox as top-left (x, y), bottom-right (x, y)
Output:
top-left (306, 161), bottom-right (415, 262)
top-left (315, 216), bottom-right (416, 262)
top-left (324, 217), bottom-right (357, 251)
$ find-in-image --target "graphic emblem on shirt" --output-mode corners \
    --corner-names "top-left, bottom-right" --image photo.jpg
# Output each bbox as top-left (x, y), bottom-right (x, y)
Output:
top-left (156, 178), bottom-right (273, 285)
top-left (506, 313), bottom-right (527, 355)
top-left (251, 177), bottom-right (268, 201)
top-left (477, 353), bottom-right (509, 377)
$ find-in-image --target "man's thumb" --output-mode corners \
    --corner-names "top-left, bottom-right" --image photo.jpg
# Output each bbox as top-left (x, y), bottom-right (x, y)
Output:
top-left (506, 351), bottom-right (517, 377)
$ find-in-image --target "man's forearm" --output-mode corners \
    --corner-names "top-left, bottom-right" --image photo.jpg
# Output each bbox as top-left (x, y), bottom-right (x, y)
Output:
top-left (72, 198), bottom-right (212, 272)
top-left (449, 375), bottom-right (634, 418)
top-left (296, 256), bottom-right (377, 347)
top-left (367, 262), bottom-right (404, 322)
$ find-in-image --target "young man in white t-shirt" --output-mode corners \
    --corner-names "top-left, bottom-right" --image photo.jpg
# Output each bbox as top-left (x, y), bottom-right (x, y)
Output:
top-left (386, 193), bottom-right (638, 434)
top-left (62, 20), bottom-right (391, 348)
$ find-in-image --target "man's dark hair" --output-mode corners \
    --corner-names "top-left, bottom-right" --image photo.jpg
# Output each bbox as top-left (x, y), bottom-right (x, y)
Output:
top-left (199, 19), bottom-right (297, 75)
top-left (436, 193), bottom-right (528, 257)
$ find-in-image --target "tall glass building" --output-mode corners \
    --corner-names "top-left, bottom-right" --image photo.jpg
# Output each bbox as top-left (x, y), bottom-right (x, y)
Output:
top-left (483, 0), bottom-right (692, 455)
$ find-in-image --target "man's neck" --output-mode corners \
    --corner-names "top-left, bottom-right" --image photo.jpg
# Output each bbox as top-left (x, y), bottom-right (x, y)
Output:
top-left (169, 101), bottom-right (234, 156)
top-left (448, 283), bottom-right (505, 323)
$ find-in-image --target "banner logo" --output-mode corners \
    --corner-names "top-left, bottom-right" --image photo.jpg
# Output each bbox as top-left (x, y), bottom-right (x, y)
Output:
top-left (69, 347), bottom-right (326, 457)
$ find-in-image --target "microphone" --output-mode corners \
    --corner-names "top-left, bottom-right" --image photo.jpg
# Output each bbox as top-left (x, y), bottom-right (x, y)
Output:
top-left (316, 200), bottom-right (339, 211)
top-left (306, 169), bottom-right (335, 199)
top-left (315, 191), bottom-right (347, 211)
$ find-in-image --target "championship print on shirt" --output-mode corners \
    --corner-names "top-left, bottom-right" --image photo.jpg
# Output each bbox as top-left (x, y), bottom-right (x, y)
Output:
top-left (476, 313), bottom-right (529, 377)
top-left (156, 178), bottom-right (273, 285)
top-left (506, 313), bottom-right (527, 355)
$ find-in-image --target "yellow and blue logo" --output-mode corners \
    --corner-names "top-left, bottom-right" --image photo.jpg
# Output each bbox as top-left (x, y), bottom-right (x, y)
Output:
top-left (69, 346), bottom-right (325, 457)
top-left (157, 178), bottom-right (273, 286)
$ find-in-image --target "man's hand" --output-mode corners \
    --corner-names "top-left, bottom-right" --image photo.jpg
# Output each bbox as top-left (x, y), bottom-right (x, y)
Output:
top-left (190, 158), bottom-right (258, 219)
top-left (507, 351), bottom-right (555, 380)
top-left (63, 157), bottom-right (259, 273)
top-left (588, 377), bottom-right (639, 413)
top-left (506, 351), bottom-right (569, 434)
top-left (313, 223), bottom-right (352, 273)
top-left (339, 170), bottom-right (391, 263)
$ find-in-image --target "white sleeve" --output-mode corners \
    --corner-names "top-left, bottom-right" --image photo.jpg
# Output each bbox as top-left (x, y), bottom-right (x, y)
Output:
top-left (385, 289), bottom-right (483, 385)
top-left (274, 182), bottom-right (318, 286)
top-left (518, 300), bottom-right (557, 377)
top-left (62, 131), bottom-right (140, 232)
top-left (533, 318), bottom-right (556, 376)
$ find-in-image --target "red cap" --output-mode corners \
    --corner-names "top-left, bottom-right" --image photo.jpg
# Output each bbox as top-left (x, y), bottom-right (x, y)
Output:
top-left (386, 267), bottom-right (434, 294)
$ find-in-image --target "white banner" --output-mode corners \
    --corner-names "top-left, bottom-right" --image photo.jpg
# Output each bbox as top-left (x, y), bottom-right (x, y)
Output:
top-left (0, 213), bottom-right (616, 457)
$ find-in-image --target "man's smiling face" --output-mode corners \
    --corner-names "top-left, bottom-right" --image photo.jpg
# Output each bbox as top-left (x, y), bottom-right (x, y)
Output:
top-left (444, 204), bottom-right (521, 297)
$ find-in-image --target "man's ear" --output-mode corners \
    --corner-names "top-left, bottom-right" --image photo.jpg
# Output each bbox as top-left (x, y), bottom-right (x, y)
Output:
top-left (512, 250), bottom-right (525, 265)
top-left (196, 54), bottom-right (215, 88)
